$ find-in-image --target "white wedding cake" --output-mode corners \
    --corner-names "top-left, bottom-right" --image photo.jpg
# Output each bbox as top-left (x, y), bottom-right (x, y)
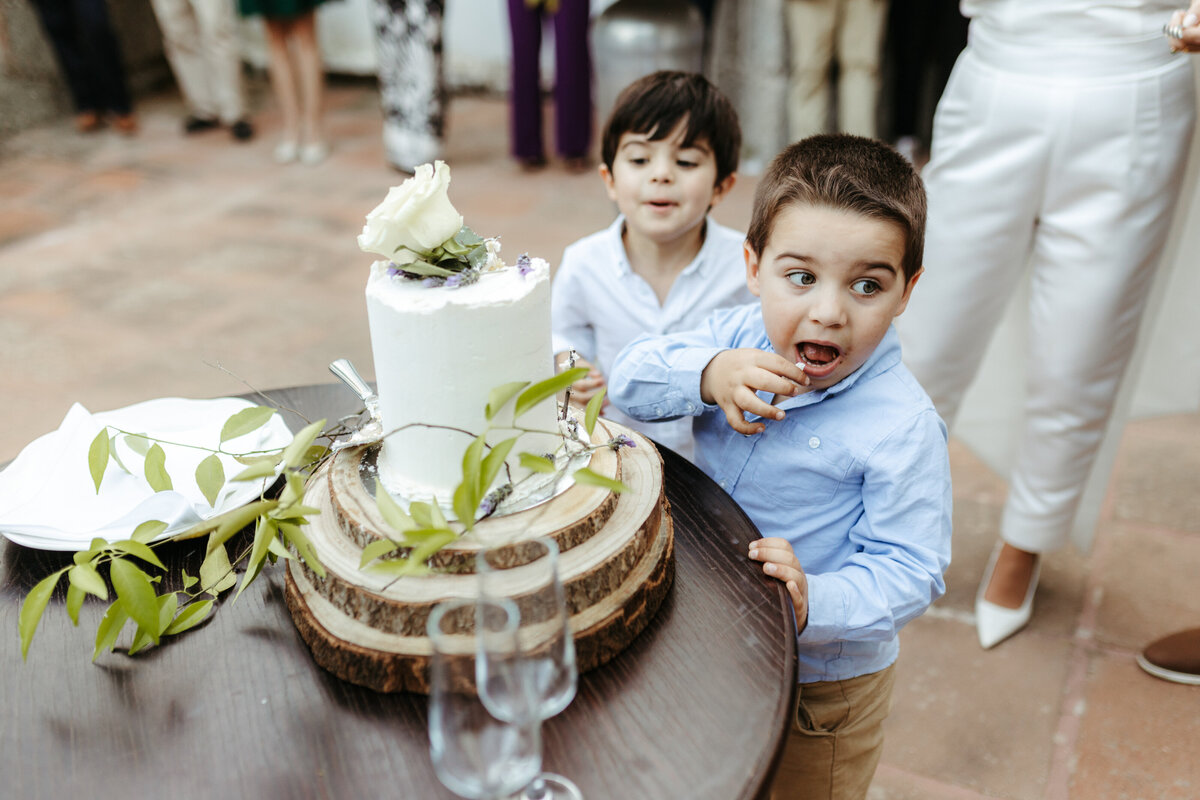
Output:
top-left (365, 258), bottom-right (559, 504)
top-left (358, 161), bottom-right (559, 506)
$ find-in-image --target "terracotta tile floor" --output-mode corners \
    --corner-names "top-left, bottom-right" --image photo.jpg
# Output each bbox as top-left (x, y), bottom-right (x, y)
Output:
top-left (2, 78), bottom-right (1197, 799)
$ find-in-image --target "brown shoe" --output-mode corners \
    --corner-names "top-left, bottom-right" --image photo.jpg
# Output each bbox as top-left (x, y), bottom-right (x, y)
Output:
top-left (75, 111), bottom-right (102, 133)
top-left (1137, 628), bottom-right (1200, 685)
top-left (112, 113), bottom-right (139, 135)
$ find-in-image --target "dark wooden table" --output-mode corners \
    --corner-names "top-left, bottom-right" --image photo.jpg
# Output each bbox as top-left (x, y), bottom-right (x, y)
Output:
top-left (0, 384), bottom-right (797, 800)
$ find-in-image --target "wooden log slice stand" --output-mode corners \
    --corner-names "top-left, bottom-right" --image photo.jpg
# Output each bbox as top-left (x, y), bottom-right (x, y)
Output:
top-left (285, 421), bottom-right (674, 693)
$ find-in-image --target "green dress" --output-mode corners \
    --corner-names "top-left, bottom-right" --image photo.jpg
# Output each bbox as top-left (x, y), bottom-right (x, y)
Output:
top-left (237, 0), bottom-right (330, 20)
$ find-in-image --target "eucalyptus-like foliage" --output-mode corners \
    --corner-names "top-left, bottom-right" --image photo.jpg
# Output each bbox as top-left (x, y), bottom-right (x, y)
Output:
top-left (20, 370), bottom-right (638, 661)
top-left (19, 407), bottom-right (333, 661)
top-left (360, 373), bottom-right (636, 577)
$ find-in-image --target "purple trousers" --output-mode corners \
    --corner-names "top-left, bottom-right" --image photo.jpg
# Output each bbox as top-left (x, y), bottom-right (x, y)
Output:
top-left (506, 0), bottom-right (592, 161)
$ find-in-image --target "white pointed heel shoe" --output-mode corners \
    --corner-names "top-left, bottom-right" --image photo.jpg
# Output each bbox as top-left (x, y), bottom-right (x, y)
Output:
top-left (975, 542), bottom-right (1041, 649)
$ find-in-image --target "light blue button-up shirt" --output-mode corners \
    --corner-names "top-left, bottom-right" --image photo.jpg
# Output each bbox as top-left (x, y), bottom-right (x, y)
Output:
top-left (609, 303), bottom-right (952, 683)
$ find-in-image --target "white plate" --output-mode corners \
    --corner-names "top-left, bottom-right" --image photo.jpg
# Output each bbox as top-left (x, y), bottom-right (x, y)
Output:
top-left (0, 397), bottom-right (295, 551)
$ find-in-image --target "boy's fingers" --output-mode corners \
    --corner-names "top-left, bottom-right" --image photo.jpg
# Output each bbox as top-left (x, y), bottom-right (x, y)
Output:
top-left (761, 561), bottom-right (804, 586)
top-left (722, 405), bottom-right (764, 435)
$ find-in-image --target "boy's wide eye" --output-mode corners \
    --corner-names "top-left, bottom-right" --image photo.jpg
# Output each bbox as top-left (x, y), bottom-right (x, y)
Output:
top-left (852, 278), bottom-right (881, 295)
top-left (786, 271), bottom-right (815, 287)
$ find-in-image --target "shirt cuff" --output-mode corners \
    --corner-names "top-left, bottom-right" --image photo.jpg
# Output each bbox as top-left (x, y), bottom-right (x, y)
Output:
top-left (673, 346), bottom-right (726, 408)
top-left (798, 573), bottom-right (848, 644)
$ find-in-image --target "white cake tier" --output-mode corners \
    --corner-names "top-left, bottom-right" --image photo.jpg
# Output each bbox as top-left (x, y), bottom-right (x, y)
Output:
top-left (365, 258), bottom-right (560, 508)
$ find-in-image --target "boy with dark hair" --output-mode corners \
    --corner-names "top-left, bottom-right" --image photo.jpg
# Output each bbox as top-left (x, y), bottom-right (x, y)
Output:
top-left (609, 134), bottom-right (952, 800)
top-left (551, 71), bottom-right (753, 462)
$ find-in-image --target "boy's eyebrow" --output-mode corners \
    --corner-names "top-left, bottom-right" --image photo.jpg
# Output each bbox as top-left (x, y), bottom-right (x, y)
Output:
top-left (776, 252), bottom-right (900, 275)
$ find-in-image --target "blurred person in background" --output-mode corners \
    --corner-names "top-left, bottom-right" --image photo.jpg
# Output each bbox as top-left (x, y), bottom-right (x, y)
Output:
top-left (28, 0), bottom-right (138, 134)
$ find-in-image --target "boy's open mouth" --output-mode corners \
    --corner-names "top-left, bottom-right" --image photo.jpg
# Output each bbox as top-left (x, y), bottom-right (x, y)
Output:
top-left (797, 342), bottom-right (842, 378)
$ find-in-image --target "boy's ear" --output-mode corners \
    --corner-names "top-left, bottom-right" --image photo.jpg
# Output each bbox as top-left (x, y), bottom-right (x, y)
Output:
top-left (893, 266), bottom-right (924, 317)
top-left (709, 172), bottom-right (737, 209)
top-left (599, 163), bottom-right (618, 202)
top-left (744, 241), bottom-right (762, 297)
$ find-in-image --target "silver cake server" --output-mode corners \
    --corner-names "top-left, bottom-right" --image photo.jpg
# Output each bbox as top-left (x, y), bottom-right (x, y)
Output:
top-left (329, 358), bottom-right (383, 450)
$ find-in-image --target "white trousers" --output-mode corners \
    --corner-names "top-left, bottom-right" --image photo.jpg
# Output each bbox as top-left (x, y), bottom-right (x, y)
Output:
top-left (899, 30), bottom-right (1195, 553)
top-left (150, 0), bottom-right (246, 123)
top-left (784, 0), bottom-right (887, 140)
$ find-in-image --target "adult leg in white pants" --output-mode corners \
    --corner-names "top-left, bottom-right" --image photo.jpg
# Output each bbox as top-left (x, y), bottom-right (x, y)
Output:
top-left (785, 0), bottom-right (836, 141)
top-left (901, 52), bottom-right (1195, 648)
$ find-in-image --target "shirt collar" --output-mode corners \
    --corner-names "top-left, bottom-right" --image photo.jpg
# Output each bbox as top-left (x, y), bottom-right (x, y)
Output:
top-left (607, 215), bottom-right (724, 279)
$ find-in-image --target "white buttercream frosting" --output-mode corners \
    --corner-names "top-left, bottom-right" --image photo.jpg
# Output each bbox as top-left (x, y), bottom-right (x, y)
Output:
top-left (365, 259), bottom-right (560, 506)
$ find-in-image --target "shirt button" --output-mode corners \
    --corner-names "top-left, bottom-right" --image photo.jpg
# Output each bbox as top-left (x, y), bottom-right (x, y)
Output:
top-left (808, 436), bottom-right (820, 449)
top-left (655, 406), bottom-right (663, 415)
top-left (686, 403), bottom-right (695, 413)
top-left (719, 480), bottom-right (728, 490)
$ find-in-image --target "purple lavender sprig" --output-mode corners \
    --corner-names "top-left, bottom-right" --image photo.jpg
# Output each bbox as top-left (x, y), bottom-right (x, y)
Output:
top-left (517, 253), bottom-right (533, 276)
top-left (608, 434), bottom-right (636, 450)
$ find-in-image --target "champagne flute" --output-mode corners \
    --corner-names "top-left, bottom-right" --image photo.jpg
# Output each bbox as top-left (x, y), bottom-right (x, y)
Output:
top-left (476, 537), bottom-right (582, 800)
top-left (427, 597), bottom-right (542, 800)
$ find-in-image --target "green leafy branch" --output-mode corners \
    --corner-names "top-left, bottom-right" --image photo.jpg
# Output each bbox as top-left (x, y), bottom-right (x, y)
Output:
top-left (19, 406), bottom-right (332, 661)
top-left (358, 369), bottom-right (633, 578)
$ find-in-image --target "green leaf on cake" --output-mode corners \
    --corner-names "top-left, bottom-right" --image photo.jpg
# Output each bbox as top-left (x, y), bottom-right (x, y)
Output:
top-left (376, 485), bottom-right (416, 533)
top-left (573, 467), bottom-right (629, 494)
top-left (514, 368), bottom-right (588, 420)
top-left (279, 522), bottom-right (324, 578)
top-left (398, 259), bottom-right (457, 278)
top-left (454, 226), bottom-right (484, 247)
top-left (219, 406), bottom-right (275, 444)
top-left (462, 435), bottom-right (485, 497)
top-left (453, 481), bottom-right (478, 532)
top-left (519, 453), bottom-right (557, 474)
top-left (196, 453), bottom-right (226, 507)
top-left (584, 389), bottom-right (606, 436)
top-left (88, 429), bottom-right (110, 493)
top-left (361, 537), bottom-right (405, 567)
top-left (486, 381), bottom-right (529, 421)
top-left (480, 437), bottom-right (518, 495)
top-left (281, 420), bottom-right (326, 470)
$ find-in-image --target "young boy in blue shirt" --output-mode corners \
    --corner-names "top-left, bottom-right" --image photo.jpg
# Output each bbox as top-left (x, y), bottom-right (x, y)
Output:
top-left (609, 134), bottom-right (952, 800)
top-left (551, 71), bottom-right (754, 463)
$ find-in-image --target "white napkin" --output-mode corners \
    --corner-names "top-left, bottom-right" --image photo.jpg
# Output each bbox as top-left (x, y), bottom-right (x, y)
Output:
top-left (0, 397), bottom-right (295, 551)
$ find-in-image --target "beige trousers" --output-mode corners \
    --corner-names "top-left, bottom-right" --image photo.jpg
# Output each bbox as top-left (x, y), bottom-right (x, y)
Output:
top-left (784, 0), bottom-right (887, 140)
top-left (769, 664), bottom-right (895, 800)
top-left (150, 0), bottom-right (246, 123)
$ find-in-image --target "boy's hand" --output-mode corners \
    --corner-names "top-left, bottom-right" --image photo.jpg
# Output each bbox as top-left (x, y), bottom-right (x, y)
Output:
top-left (700, 349), bottom-right (809, 435)
top-left (748, 537), bottom-right (809, 633)
top-left (561, 355), bottom-right (609, 409)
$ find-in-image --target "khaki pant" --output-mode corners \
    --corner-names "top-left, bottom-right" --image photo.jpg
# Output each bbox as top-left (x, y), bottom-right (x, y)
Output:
top-left (150, 0), bottom-right (245, 123)
top-left (769, 664), bottom-right (895, 800)
top-left (784, 0), bottom-right (887, 140)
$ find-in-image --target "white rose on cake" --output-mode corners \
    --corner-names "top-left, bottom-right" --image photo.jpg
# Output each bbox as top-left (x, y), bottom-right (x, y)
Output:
top-left (357, 160), bottom-right (464, 263)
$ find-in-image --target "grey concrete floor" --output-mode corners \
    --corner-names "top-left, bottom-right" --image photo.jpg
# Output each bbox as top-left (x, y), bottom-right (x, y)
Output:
top-left (1, 78), bottom-right (1198, 799)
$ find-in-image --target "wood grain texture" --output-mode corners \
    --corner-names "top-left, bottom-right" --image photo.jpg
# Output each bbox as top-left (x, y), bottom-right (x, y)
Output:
top-left (0, 384), bottom-right (796, 800)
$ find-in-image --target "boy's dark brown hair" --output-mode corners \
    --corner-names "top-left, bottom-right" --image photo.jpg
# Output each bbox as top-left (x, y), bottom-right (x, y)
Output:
top-left (746, 134), bottom-right (926, 282)
top-left (601, 71), bottom-right (741, 185)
